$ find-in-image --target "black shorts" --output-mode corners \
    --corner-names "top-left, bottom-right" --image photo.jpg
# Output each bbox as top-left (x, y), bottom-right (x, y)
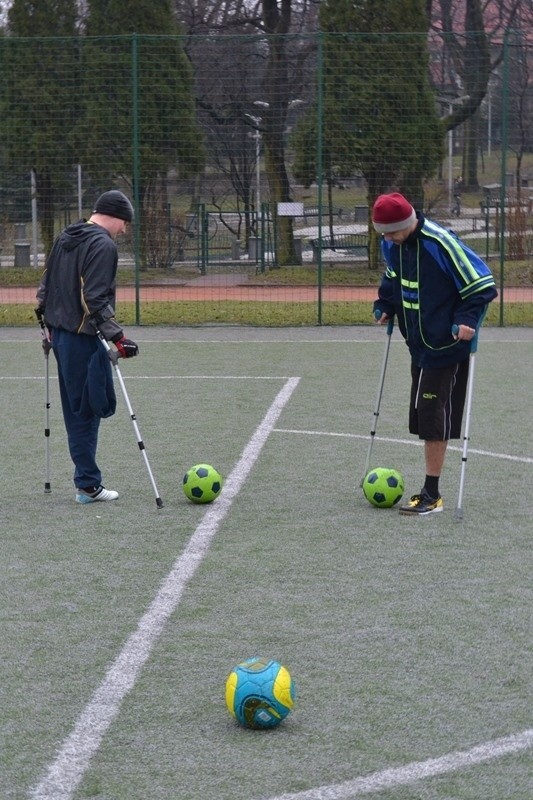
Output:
top-left (409, 360), bottom-right (469, 441)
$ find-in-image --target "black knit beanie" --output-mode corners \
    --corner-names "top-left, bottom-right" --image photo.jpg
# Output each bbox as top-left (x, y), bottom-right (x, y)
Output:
top-left (93, 190), bottom-right (134, 222)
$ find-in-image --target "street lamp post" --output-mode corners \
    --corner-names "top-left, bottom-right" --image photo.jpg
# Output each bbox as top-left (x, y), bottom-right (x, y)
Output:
top-left (245, 112), bottom-right (263, 220)
top-left (251, 102), bottom-right (269, 220)
top-left (439, 94), bottom-right (469, 211)
top-left (245, 98), bottom-right (304, 226)
top-left (253, 130), bottom-right (261, 214)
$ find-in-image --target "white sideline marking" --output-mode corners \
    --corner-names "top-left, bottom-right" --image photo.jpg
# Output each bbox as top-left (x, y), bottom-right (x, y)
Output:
top-left (264, 729), bottom-right (533, 800)
top-left (1, 375), bottom-right (291, 380)
top-left (129, 375), bottom-right (294, 380)
top-left (275, 428), bottom-right (533, 465)
top-left (30, 377), bottom-right (300, 800)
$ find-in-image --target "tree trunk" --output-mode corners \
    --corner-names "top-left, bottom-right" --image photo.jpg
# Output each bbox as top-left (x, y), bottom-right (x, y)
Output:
top-left (263, 132), bottom-right (296, 266)
top-left (462, 115), bottom-right (479, 191)
top-left (261, 0), bottom-right (298, 266)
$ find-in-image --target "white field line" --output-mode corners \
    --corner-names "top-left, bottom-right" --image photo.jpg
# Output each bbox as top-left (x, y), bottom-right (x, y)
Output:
top-left (29, 377), bottom-right (300, 800)
top-left (128, 375), bottom-right (294, 380)
top-left (1, 375), bottom-right (292, 380)
top-left (262, 728), bottom-right (533, 800)
top-left (3, 335), bottom-right (533, 344)
top-left (275, 428), bottom-right (533, 465)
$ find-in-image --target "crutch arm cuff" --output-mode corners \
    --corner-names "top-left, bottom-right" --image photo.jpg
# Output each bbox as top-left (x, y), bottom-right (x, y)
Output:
top-left (90, 304), bottom-right (123, 342)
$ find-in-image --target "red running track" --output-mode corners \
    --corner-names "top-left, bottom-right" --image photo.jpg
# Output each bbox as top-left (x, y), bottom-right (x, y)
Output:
top-left (1, 285), bottom-right (531, 303)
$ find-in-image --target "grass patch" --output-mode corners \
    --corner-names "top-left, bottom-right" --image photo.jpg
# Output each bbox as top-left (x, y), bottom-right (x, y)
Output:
top-left (0, 269), bottom-right (43, 287)
top-left (2, 299), bottom-right (533, 327)
top-left (0, 304), bottom-right (39, 325)
top-left (118, 300), bottom-right (371, 326)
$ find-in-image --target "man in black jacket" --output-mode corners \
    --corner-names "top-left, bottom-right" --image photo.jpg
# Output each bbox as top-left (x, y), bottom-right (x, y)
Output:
top-left (36, 190), bottom-right (139, 504)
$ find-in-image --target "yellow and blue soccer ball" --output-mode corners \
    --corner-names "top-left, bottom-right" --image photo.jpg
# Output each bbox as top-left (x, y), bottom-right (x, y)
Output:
top-left (225, 657), bottom-right (295, 729)
top-left (182, 463), bottom-right (222, 504)
top-left (362, 467), bottom-right (404, 508)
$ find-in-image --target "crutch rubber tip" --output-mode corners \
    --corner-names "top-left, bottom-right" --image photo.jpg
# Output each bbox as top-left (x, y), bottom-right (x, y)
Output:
top-left (44, 483), bottom-right (51, 493)
top-left (156, 497), bottom-right (164, 508)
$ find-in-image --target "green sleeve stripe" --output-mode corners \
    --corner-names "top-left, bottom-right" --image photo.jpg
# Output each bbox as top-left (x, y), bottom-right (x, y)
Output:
top-left (423, 220), bottom-right (482, 284)
top-left (460, 275), bottom-right (496, 299)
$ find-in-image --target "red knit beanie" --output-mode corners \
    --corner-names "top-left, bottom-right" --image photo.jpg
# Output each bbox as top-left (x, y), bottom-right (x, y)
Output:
top-left (372, 193), bottom-right (416, 233)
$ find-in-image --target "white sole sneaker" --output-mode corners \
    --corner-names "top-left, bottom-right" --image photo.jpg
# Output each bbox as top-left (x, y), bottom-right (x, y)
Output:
top-left (75, 486), bottom-right (119, 504)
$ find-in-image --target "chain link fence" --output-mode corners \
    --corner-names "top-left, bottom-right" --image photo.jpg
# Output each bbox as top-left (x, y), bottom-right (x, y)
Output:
top-left (0, 31), bottom-right (531, 326)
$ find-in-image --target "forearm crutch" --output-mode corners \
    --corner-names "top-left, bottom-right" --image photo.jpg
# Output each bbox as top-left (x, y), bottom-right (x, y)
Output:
top-left (453, 308), bottom-right (487, 521)
top-left (36, 310), bottom-right (52, 493)
top-left (361, 314), bottom-right (394, 486)
top-left (97, 332), bottom-right (164, 509)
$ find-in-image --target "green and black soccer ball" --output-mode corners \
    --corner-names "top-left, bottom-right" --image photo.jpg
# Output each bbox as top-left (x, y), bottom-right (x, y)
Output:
top-left (362, 467), bottom-right (404, 508)
top-left (183, 463), bottom-right (222, 504)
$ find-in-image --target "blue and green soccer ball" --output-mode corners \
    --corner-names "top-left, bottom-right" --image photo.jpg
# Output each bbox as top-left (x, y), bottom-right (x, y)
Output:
top-left (182, 463), bottom-right (222, 504)
top-left (363, 467), bottom-right (405, 508)
top-left (225, 657), bottom-right (295, 729)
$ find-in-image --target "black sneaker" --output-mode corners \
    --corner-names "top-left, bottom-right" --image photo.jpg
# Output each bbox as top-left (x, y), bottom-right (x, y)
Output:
top-left (399, 488), bottom-right (443, 516)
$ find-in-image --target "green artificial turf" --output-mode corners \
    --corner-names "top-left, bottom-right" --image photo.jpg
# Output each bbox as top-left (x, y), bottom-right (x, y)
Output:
top-left (0, 327), bottom-right (531, 800)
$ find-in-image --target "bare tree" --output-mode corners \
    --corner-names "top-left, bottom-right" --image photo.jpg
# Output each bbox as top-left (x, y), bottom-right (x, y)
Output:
top-left (430, 0), bottom-right (524, 190)
top-left (177, 0), bottom-right (316, 265)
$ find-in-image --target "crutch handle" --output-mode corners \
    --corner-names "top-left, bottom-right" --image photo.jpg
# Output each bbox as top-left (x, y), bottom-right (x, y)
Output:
top-left (106, 347), bottom-right (120, 365)
top-left (97, 332), bottom-right (120, 364)
top-left (374, 309), bottom-right (394, 336)
top-left (35, 309), bottom-right (52, 354)
top-left (451, 317), bottom-right (484, 353)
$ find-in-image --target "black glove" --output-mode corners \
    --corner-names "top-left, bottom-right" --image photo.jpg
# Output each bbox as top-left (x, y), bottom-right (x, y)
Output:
top-left (114, 337), bottom-right (139, 358)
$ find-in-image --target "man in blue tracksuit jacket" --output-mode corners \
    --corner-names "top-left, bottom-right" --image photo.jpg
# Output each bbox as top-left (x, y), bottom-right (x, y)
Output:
top-left (36, 190), bottom-right (139, 505)
top-left (371, 192), bottom-right (497, 515)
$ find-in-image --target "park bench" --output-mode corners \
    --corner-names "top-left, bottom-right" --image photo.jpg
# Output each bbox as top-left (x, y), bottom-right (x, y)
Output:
top-left (480, 197), bottom-right (531, 213)
top-left (311, 232), bottom-right (368, 262)
top-left (480, 197), bottom-right (511, 213)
